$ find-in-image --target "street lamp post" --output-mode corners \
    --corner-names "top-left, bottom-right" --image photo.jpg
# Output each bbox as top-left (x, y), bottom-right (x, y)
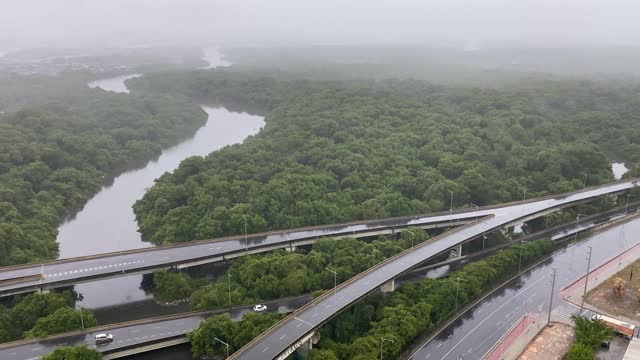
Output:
top-left (626, 193), bottom-right (635, 214)
top-left (579, 172), bottom-right (588, 188)
top-left (518, 238), bottom-right (524, 273)
top-left (455, 277), bottom-right (465, 312)
top-left (326, 267), bottom-right (337, 295)
top-left (407, 227), bottom-right (416, 248)
top-left (380, 337), bottom-right (394, 360)
top-left (469, 203), bottom-right (479, 220)
top-left (242, 214), bottom-right (248, 251)
top-left (547, 268), bottom-right (557, 325)
top-left (581, 246), bottom-right (593, 309)
top-left (227, 273), bottom-right (232, 310)
top-left (448, 190), bottom-right (454, 212)
top-left (79, 308), bottom-right (85, 331)
top-left (574, 213), bottom-right (586, 242)
top-left (520, 186), bottom-right (527, 201)
top-left (214, 337), bottom-right (230, 359)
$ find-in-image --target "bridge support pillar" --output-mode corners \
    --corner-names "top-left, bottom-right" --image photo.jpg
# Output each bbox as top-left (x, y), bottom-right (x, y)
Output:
top-left (380, 278), bottom-right (395, 293)
top-left (457, 244), bottom-right (463, 257)
top-left (286, 245), bottom-right (297, 253)
top-left (294, 331), bottom-right (319, 359)
top-left (38, 288), bottom-right (49, 294)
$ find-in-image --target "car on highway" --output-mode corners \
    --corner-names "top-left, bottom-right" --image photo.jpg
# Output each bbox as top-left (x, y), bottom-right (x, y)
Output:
top-left (253, 304), bottom-right (267, 312)
top-left (95, 333), bottom-right (114, 344)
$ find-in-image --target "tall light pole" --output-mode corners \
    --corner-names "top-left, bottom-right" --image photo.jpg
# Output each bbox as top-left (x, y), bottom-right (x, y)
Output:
top-left (635, 163), bottom-right (639, 178)
top-left (520, 186), bottom-right (527, 201)
top-left (518, 239), bottom-right (525, 273)
top-left (574, 213), bottom-right (586, 242)
top-left (547, 268), bottom-right (557, 325)
top-left (581, 246), bottom-right (593, 309)
top-left (407, 227), bottom-right (416, 248)
top-left (227, 273), bottom-right (232, 309)
top-left (626, 193), bottom-right (635, 214)
top-left (482, 232), bottom-right (487, 250)
top-left (448, 190), bottom-right (454, 212)
top-left (242, 214), bottom-right (248, 250)
top-left (39, 264), bottom-right (45, 284)
top-left (455, 277), bottom-right (465, 312)
top-left (214, 337), bottom-right (230, 359)
top-left (579, 172), bottom-right (588, 188)
top-left (380, 337), bottom-right (394, 360)
top-left (469, 203), bottom-right (479, 220)
top-left (326, 267), bottom-right (337, 295)
top-left (79, 308), bottom-right (85, 331)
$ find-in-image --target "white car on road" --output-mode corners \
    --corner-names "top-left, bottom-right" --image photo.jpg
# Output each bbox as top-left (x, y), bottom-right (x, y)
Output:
top-left (253, 304), bottom-right (267, 312)
top-left (95, 333), bottom-right (113, 344)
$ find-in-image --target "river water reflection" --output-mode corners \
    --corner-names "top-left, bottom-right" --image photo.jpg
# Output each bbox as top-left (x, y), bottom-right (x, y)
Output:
top-left (58, 53), bottom-right (264, 308)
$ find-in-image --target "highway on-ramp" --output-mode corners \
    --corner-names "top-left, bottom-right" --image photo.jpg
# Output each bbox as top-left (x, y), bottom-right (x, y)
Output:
top-left (229, 179), bottom-right (638, 359)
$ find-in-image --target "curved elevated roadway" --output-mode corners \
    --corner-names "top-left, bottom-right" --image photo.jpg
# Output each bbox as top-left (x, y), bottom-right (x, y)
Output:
top-left (0, 206), bottom-right (495, 297)
top-left (228, 179), bottom-right (639, 359)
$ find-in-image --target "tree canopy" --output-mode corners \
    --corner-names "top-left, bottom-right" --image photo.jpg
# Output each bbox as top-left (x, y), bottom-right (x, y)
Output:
top-left (41, 345), bottom-right (102, 360)
top-left (0, 89), bottom-right (206, 266)
top-left (130, 70), bottom-right (632, 246)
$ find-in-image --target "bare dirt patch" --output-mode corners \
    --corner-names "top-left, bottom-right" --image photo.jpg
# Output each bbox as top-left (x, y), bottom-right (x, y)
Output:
top-left (585, 260), bottom-right (640, 322)
top-left (518, 323), bottom-right (574, 360)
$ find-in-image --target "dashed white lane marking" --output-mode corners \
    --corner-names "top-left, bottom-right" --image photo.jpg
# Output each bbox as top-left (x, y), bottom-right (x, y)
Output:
top-left (32, 347), bottom-right (41, 351)
top-left (45, 261), bottom-right (145, 278)
top-left (279, 335), bottom-right (286, 340)
top-left (436, 343), bottom-right (442, 348)
top-left (262, 347), bottom-right (270, 352)
top-left (425, 353), bottom-right (431, 359)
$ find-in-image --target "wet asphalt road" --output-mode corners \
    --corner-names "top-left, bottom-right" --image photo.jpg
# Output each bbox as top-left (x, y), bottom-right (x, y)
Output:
top-left (408, 215), bottom-right (640, 359)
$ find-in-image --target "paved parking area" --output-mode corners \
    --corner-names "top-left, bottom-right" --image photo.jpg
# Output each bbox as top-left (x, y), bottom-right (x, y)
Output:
top-left (595, 336), bottom-right (629, 360)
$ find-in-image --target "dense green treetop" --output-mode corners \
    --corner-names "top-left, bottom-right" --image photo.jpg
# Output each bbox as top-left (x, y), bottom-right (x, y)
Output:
top-left (130, 70), bottom-right (635, 245)
top-left (41, 345), bottom-right (102, 360)
top-left (311, 240), bottom-right (555, 359)
top-left (0, 89), bottom-right (206, 266)
top-left (0, 291), bottom-right (97, 342)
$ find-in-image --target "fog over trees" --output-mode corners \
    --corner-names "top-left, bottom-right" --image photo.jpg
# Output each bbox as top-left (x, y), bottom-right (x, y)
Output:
top-left (3, 0), bottom-right (640, 49)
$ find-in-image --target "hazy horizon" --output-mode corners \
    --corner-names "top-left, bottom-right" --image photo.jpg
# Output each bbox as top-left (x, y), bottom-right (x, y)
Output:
top-left (3, 0), bottom-right (640, 51)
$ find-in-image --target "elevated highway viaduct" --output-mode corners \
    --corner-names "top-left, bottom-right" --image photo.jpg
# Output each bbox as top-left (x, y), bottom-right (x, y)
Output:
top-left (228, 179), bottom-right (639, 359)
top-left (0, 180), bottom-right (635, 300)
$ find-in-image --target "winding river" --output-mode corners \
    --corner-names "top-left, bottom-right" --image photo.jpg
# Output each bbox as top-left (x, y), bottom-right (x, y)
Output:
top-left (62, 49), bottom-right (264, 309)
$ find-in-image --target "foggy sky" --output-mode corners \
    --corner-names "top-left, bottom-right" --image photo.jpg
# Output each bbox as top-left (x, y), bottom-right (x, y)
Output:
top-left (2, 0), bottom-right (640, 50)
